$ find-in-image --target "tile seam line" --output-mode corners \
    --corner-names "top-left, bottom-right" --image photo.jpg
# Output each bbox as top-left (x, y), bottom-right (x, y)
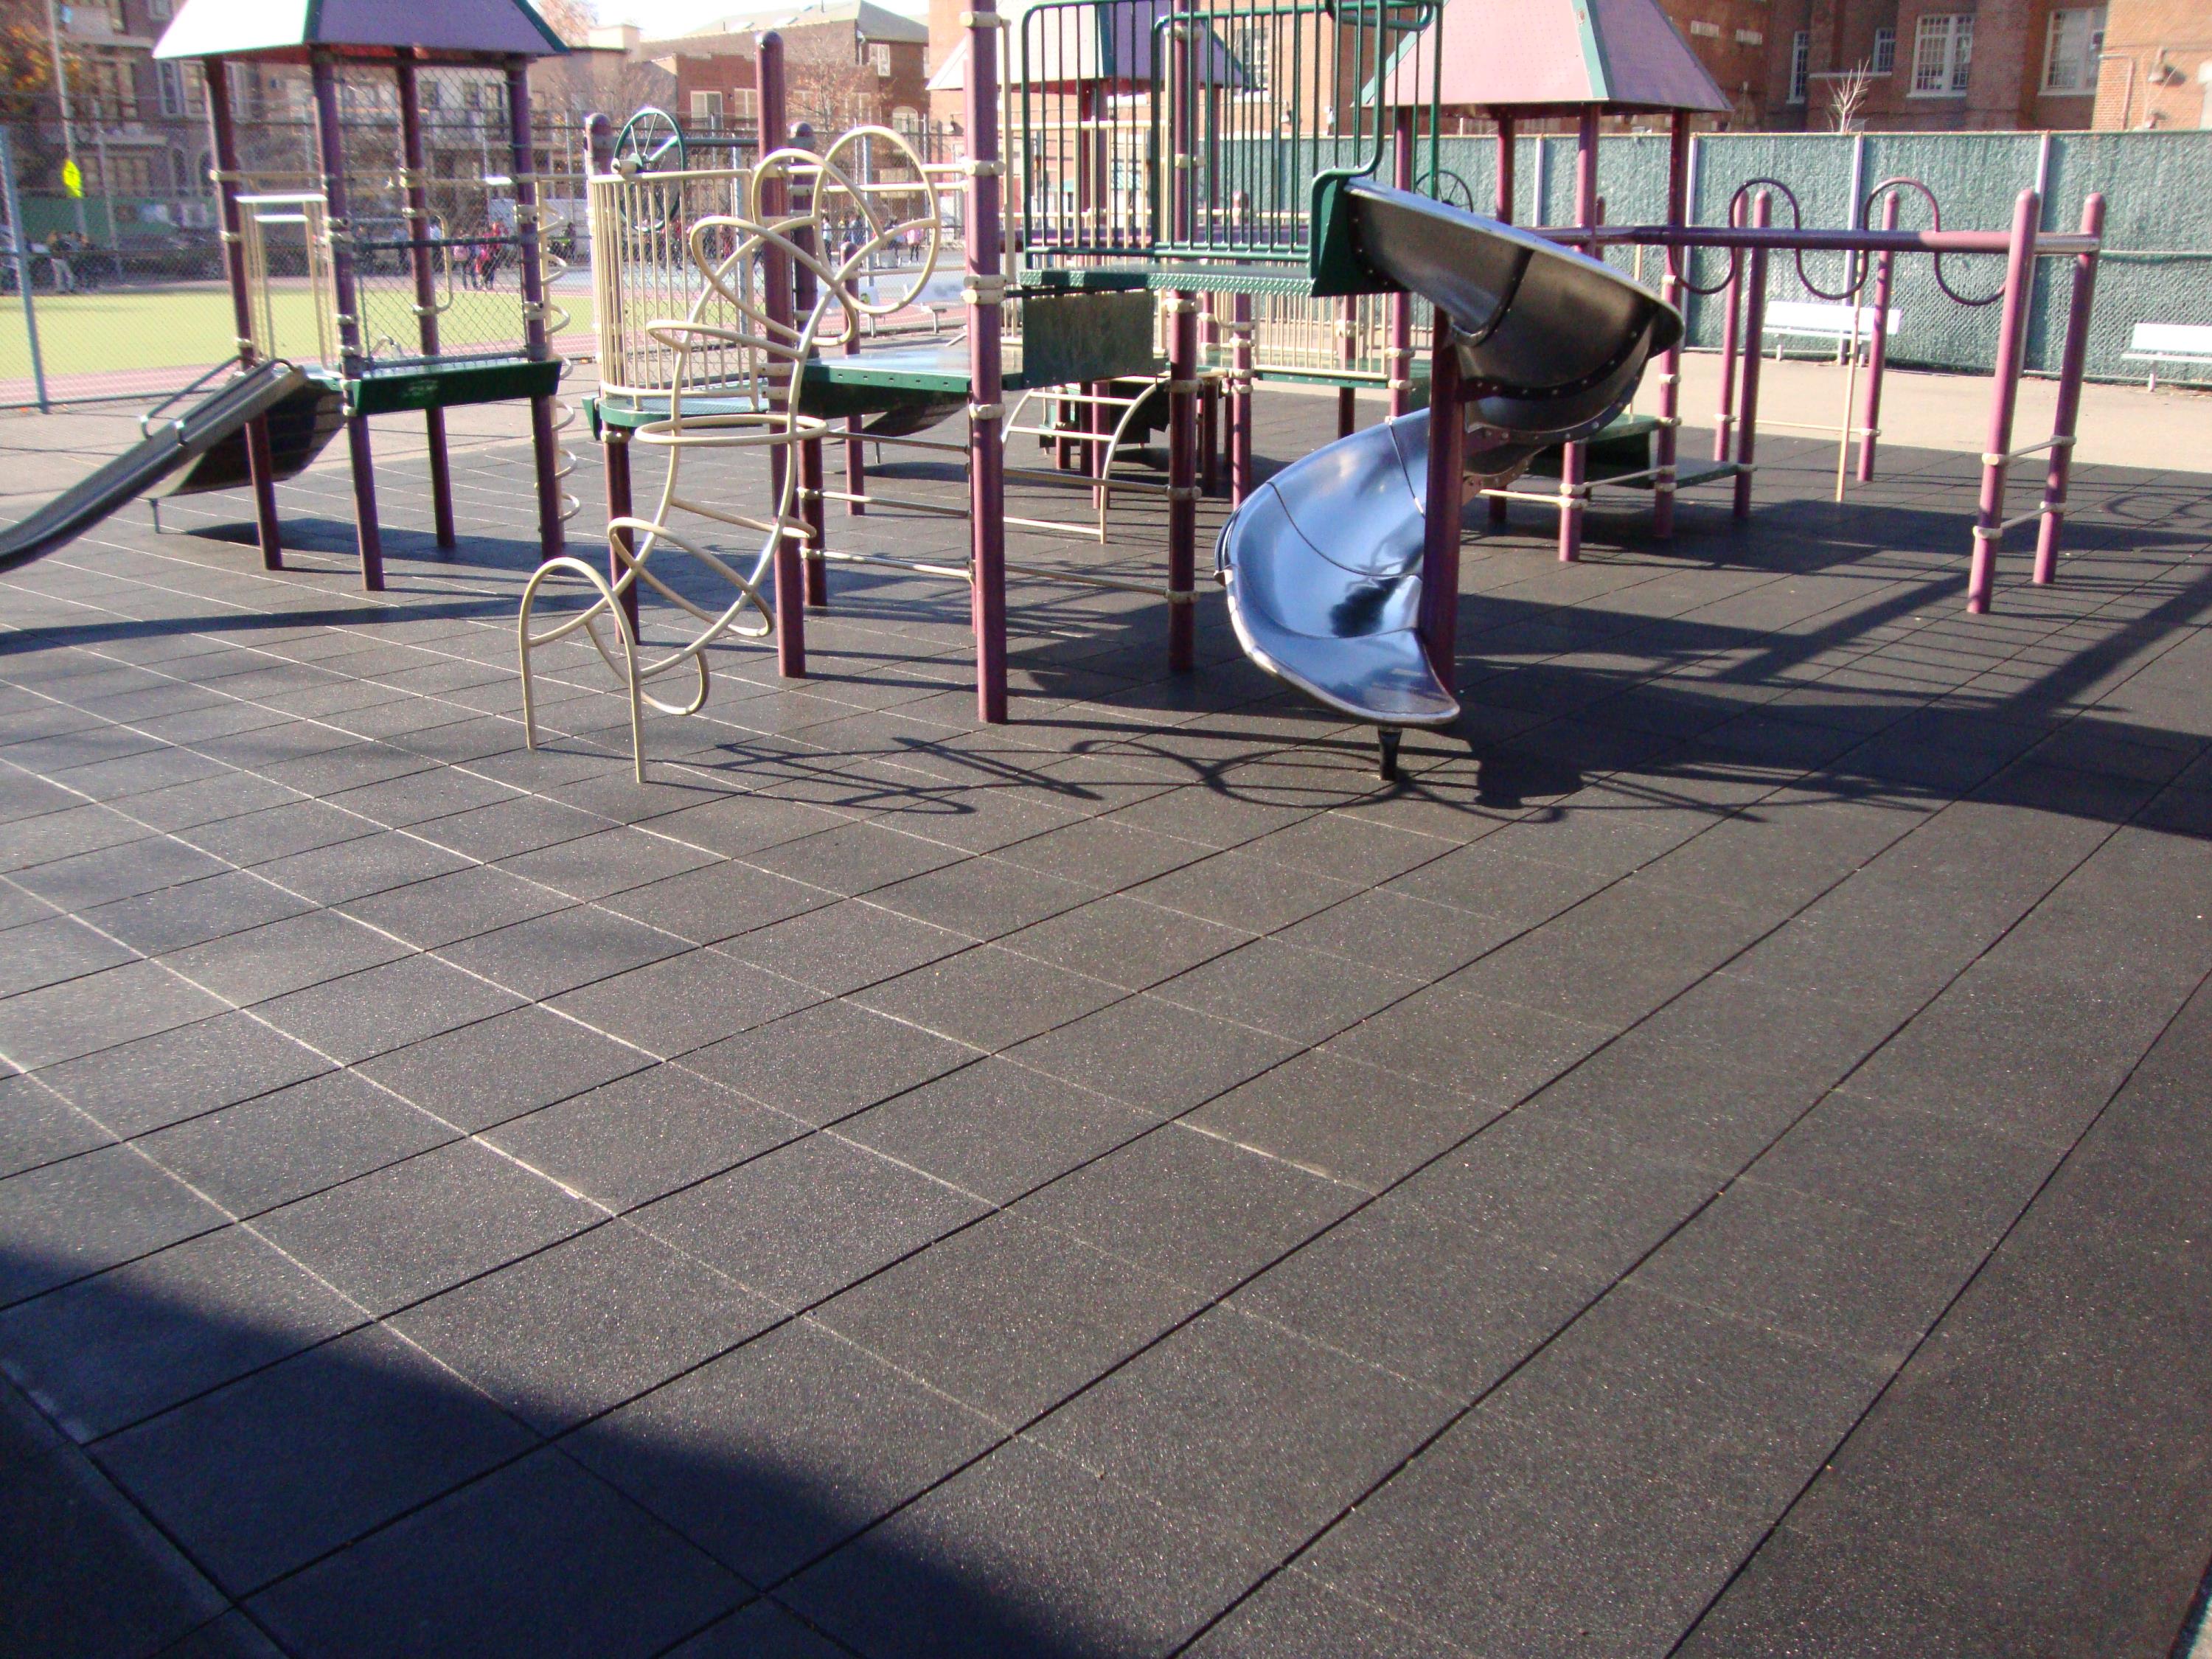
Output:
top-left (1660, 947), bottom-right (2212, 1659)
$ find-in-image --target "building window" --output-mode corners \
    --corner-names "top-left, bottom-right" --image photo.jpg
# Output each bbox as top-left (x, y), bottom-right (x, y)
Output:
top-left (156, 60), bottom-right (185, 116)
top-left (870, 42), bottom-right (892, 76)
top-left (82, 54), bottom-right (139, 122)
top-left (690, 89), bottom-right (725, 126)
top-left (734, 86), bottom-right (758, 121)
top-left (1872, 26), bottom-right (1896, 74)
top-left (1736, 29), bottom-right (1762, 46)
top-left (2042, 7), bottom-right (2105, 92)
top-left (147, 0), bottom-right (173, 17)
top-left (1788, 30), bottom-right (1809, 102)
top-left (1912, 13), bottom-right (1973, 95)
top-left (891, 105), bottom-right (920, 135)
top-left (1229, 21), bottom-right (1270, 96)
top-left (1688, 19), bottom-right (1719, 38)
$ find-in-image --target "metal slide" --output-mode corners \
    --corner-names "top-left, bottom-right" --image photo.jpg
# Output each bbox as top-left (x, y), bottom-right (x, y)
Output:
top-left (1217, 183), bottom-right (1682, 768)
top-left (0, 361), bottom-right (311, 576)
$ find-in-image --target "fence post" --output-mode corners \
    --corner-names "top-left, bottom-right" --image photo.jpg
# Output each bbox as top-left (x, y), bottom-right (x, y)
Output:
top-left (1733, 191), bottom-right (1771, 520)
top-left (204, 57), bottom-right (283, 568)
top-left (0, 129), bottom-right (49, 413)
top-left (1857, 191), bottom-right (1899, 482)
top-left (964, 0), bottom-right (1008, 720)
top-left (396, 62), bottom-right (456, 551)
top-left (757, 32), bottom-right (806, 678)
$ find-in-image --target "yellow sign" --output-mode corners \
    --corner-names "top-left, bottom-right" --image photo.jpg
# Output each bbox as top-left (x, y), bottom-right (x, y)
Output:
top-left (60, 159), bottom-right (83, 198)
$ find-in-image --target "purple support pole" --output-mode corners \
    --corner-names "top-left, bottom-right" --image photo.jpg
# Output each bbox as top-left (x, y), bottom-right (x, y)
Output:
top-left (310, 51), bottom-right (384, 591)
top-left (397, 61), bottom-right (456, 551)
top-left (1558, 110), bottom-right (1599, 563)
top-left (1489, 112), bottom-right (1514, 528)
top-left (1652, 112), bottom-right (1689, 540)
top-left (964, 0), bottom-right (1008, 722)
top-left (757, 35), bottom-right (804, 675)
top-left (1714, 192), bottom-right (1742, 464)
top-left (585, 114), bottom-right (637, 634)
top-left (505, 56), bottom-right (563, 563)
top-left (1857, 191), bottom-right (1899, 483)
top-left (789, 121), bottom-right (827, 608)
top-left (1200, 296), bottom-right (1220, 496)
top-left (203, 58), bottom-right (282, 569)
top-left (1732, 191), bottom-right (1771, 521)
top-left (1165, 0), bottom-right (1196, 672)
top-left (2034, 192), bottom-right (2104, 587)
top-left (1419, 315), bottom-right (1464, 682)
top-left (1968, 187), bottom-right (2041, 615)
top-left (1229, 290), bottom-right (1253, 505)
top-left (1389, 109), bottom-right (1413, 420)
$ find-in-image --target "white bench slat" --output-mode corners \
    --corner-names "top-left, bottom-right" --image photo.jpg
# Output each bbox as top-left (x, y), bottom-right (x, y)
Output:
top-left (2125, 322), bottom-right (2212, 361)
top-left (1761, 301), bottom-right (1899, 340)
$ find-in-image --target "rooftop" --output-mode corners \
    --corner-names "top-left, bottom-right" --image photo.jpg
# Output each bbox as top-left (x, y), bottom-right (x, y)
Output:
top-left (3, 375), bottom-right (2211, 1658)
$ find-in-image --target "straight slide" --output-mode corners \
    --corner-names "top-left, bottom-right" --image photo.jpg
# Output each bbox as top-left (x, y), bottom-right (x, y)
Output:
top-left (1217, 182), bottom-right (1682, 751)
top-left (0, 361), bottom-right (310, 577)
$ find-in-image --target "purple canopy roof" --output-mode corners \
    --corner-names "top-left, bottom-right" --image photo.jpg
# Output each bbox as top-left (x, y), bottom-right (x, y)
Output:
top-left (153, 0), bottom-right (567, 62)
top-left (1386, 0), bottom-right (1727, 114)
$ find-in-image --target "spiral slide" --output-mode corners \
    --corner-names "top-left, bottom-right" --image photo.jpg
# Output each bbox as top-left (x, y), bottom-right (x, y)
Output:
top-left (1215, 182), bottom-right (1683, 765)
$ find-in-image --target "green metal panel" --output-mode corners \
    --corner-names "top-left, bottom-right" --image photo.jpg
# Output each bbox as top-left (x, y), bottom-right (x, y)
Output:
top-left (1018, 291), bottom-right (1158, 383)
top-left (341, 357), bottom-right (560, 416)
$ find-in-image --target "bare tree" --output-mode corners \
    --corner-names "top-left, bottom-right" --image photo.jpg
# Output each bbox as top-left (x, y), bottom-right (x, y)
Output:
top-left (1824, 59), bottom-right (1877, 131)
top-left (781, 25), bottom-right (887, 135)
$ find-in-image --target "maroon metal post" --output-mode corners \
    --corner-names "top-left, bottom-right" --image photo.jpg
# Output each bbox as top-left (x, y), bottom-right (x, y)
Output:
top-left (1164, 0), bottom-right (1196, 672)
top-left (1558, 110), bottom-right (1599, 562)
top-left (1419, 314), bottom-right (1464, 682)
top-left (964, 1), bottom-right (1008, 722)
top-left (1651, 111), bottom-right (1689, 540)
top-left (757, 35), bottom-right (805, 675)
top-left (506, 56), bottom-right (563, 563)
top-left (1489, 112), bottom-right (1513, 528)
top-left (1200, 296), bottom-right (1220, 495)
top-left (584, 113), bottom-right (638, 634)
top-left (788, 120), bottom-right (828, 607)
top-left (310, 50), bottom-right (384, 590)
top-left (1229, 290), bottom-right (1253, 504)
top-left (203, 58), bottom-right (282, 569)
top-left (2034, 192), bottom-right (2104, 587)
top-left (1857, 191), bottom-right (1899, 483)
top-left (396, 61), bottom-right (456, 551)
top-left (1968, 187), bottom-right (2041, 615)
top-left (1388, 108), bottom-right (1413, 420)
top-left (1714, 192), bottom-right (1742, 464)
top-left (1732, 191), bottom-right (1771, 520)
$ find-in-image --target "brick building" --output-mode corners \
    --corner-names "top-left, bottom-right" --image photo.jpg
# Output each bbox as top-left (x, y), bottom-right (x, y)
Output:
top-left (2091, 0), bottom-right (2212, 126)
top-left (633, 0), bottom-right (931, 140)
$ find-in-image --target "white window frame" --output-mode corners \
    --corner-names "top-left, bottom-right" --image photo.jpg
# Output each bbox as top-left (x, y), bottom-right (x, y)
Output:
top-left (156, 58), bottom-right (186, 116)
top-left (870, 41), bottom-right (892, 76)
top-left (1788, 30), bottom-right (1809, 102)
top-left (734, 86), bottom-right (759, 120)
top-left (2042, 7), bottom-right (2105, 94)
top-left (1912, 13), bottom-right (1973, 97)
top-left (689, 89), bottom-right (725, 125)
top-left (1871, 26), bottom-right (1896, 74)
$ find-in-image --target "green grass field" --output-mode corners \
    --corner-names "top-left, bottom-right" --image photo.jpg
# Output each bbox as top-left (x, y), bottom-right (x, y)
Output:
top-left (0, 278), bottom-right (586, 388)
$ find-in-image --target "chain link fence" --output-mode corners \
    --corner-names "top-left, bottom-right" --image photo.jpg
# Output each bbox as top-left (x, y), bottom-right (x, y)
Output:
top-left (0, 63), bottom-right (596, 409)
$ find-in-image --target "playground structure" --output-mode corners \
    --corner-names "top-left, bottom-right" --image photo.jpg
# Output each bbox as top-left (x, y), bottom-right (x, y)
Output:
top-left (538, 0), bottom-right (2111, 779)
top-left (151, 0), bottom-right (575, 591)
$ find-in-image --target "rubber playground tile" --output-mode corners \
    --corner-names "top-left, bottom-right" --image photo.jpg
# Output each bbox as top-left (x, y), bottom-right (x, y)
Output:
top-left (1273, 886), bottom-right (1521, 981)
top-left (569, 1318), bottom-right (1001, 1588)
top-left (721, 899), bottom-right (970, 996)
top-left (410, 794), bottom-right (614, 864)
top-left (486, 1066), bottom-right (801, 1213)
top-left (1015, 1124), bottom-right (1362, 1299)
top-left (1126, 847), bottom-right (1364, 933)
top-left (0, 804), bottom-right (154, 874)
top-left (686, 998), bottom-right (976, 1124)
top-left (0, 1225), bottom-right (363, 1443)
top-left (137, 1071), bottom-right (455, 1219)
top-left (1185, 1568), bottom-right (1473, 1658)
top-left (93, 1322), bottom-right (535, 1597)
top-left (637, 793), bottom-right (856, 860)
top-left (1151, 936), bottom-right (1422, 1047)
top-left (852, 945), bottom-right (1127, 1052)
top-left (32, 1012), bottom-right (330, 1139)
top-left (354, 1004), bottom-right (654, 1133)
top-left (744, 820), bottom-right (968, 897)
top-left (0, 962), bottom-right (230, 1073)
top-left (549, 950), bottom-right (823, 1059)
top-left (995, 894), bottom-right (1252, 991)
top-left (176, 799), bottom-right (383, 869)
top-left (159, 908), bottom-right (416, 1006)
top-left (1324, 981), bottom-right (1613, 1107)
top-left (247, 830), bottom-right (476, 905)
top-left (437, 905), bottom-right (689, 1003)
top-left (784, 1437), bottom-right (1270, 1659)
top-left (665, 1601), bottom-right (848, 1659)
top-left (0, 1077), bottom-right (115, 1179)
top-left (1004, 995), bottom-right (1297, 1116)
top-left (600, 857), bottom-right (839, 945)
top-left (81, 869), bottom-right (320, 956)
top-left (251, 1141), bottom-right (600, 1316)
top-left (338, 860), bottom-right (575, 950)
top-left (10, 836), bottom-right (232, 913)
top-left (254, 954), bottom-right (524, 1065)
top-left (815, 1210), bottom-right (1205, 1425)
top-left (0, 914), bottom-right (137, 1001)
top-left (637, 1134), bottom-right (987, 1309)
top-left (838, 1058), bottom-right (1154, 1206)
top-left (866, 855), bottom-right (1099, 942)
top-left (388, 1224), bottom-right (781, 1436)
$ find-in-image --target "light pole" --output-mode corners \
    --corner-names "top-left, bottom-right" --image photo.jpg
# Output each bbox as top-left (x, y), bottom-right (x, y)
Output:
top-left (42, 0), bottom-right (90, 237)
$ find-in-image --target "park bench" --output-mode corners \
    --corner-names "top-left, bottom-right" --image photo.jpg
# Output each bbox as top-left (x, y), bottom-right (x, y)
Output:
top-left (1761, 299), bottom-right (1900, 363)
top-left (2121, 322), bottom-right (2212, 389)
